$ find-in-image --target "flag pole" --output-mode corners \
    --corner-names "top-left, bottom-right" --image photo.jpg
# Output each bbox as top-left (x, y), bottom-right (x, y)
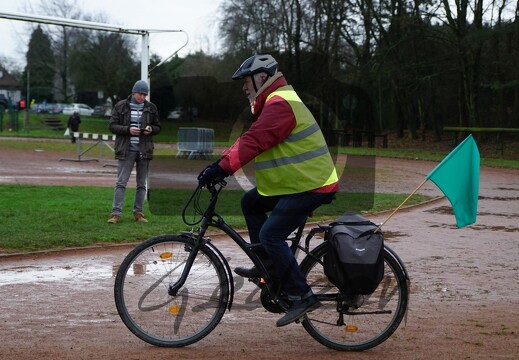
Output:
top-left (374, 178), bottom-right (428, 233)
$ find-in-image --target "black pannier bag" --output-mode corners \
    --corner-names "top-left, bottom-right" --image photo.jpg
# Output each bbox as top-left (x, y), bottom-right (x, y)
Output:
top-left (324, 213), bottom-right (384, 295)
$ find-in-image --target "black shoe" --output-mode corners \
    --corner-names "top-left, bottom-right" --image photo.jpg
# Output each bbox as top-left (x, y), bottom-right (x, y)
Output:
top-left (234, 266), bottom-right (261, 278)
top-left (276, 294), bottom-right (321, 327)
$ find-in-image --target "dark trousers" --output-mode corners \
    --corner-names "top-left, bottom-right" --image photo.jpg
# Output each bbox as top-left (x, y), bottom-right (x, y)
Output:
top-left (241, 188), bottom-right (335, 300)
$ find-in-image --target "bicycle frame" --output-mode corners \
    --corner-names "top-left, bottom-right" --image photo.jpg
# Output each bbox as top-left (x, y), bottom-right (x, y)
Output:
top-left (168, 182), bottom-right (310, 308)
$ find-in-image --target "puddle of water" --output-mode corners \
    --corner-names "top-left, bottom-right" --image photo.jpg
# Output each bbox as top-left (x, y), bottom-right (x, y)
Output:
top-left (412, 282), bottom-right (491, 301)
top-left (0, 265), bottom-right (113, 286)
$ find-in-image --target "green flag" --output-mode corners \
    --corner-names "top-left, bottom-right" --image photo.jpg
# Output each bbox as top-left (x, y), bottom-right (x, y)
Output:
top-left (425, 134), bottom-right (480, 228)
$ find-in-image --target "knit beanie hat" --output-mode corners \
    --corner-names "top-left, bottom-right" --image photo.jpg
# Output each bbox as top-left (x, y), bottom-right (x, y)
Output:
top-left (132, 80), bottom-right (149, 94)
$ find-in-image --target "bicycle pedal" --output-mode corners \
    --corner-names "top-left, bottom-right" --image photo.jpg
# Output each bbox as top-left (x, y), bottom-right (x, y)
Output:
top-left (251, 278), bottom-right (267, 287)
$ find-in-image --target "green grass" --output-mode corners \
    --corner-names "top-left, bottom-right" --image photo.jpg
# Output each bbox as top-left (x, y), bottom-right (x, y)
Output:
top-left (0, 185), bottom-right (430, 253)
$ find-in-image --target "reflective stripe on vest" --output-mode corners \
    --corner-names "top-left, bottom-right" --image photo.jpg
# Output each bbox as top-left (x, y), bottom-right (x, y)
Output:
top-left (256, 85), bottom-right (338, 196)
top-left (256, 145), bottom-right (329, 171)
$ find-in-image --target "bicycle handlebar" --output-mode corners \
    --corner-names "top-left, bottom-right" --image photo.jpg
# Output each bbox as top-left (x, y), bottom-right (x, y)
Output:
top-left (182, 180), bottom-right (227, 226)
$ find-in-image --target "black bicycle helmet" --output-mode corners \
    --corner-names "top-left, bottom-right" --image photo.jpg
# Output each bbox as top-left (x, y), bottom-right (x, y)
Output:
top-left (231, 54), bottom-right (278, 80)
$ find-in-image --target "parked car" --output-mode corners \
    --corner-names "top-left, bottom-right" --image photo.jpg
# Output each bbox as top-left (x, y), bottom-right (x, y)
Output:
top-left (46, 103), bottom-right (66, 114)
top-left (166, 107), bottom-right (198, 121)
top-left (167, 110), bottom-right (183, 120)
top-left (166, 107), bottom-right (195, 121)
top-left (30, 103), bottom-right (50, 113)
top-left (92, 105), bottom-right (112, 117)
top-left (62, 103), bottom-right (94, 116)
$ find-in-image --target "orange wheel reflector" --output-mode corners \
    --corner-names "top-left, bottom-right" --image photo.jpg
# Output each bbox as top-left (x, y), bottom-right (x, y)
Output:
top-left (346, 325), bottom-right (358, 332)
top-left (168, 305), bottom-right (181, 314)
top-left (160, 252), bottom-right (173, 260)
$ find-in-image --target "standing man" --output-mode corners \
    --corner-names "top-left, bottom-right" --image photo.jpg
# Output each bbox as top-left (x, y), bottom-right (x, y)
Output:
top-left (198, 54), bottom-right (338, 327)
top-left (107, 80), bottom-right (161, 224)
top-left (67, 111), bottom-right (81, 143)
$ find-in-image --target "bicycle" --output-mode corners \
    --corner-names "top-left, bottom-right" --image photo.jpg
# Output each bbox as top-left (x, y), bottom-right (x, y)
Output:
top-left (114, 180), bottom-right (409, 351)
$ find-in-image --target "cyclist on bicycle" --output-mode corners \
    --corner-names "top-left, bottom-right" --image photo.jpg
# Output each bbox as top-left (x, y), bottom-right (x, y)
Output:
top-left (198, 54), bottom-right (338, 327)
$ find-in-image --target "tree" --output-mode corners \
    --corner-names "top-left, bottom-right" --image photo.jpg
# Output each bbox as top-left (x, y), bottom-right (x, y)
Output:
top-left (25, 0), bottom-right (143, 105)
top-left (68, 30), bottom-right (139, 105)
top-left (439, 0), bottom-right (485, 127)
top-left (479, 1), bottom-right (519, 128)
top-left (219, 0), bottom-right (292, 56)
top-left (217, 0), bottom-right (376, 132)
top-left (215, 0), bottom-right (519, 135)
top-left (30, 0), bottom-right (83, 101)
top-left (25, 26), bottom-right (55, 101)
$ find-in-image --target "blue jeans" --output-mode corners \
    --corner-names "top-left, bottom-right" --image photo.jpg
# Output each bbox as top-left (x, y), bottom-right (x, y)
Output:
top-left (111, 151), bottom-right (149, 216)
top-left (241, 188), bottom-right (335, 300)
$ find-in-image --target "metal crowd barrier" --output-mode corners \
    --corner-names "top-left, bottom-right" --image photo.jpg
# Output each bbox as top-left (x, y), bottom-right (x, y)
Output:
top-left (176, 127), bottom-right (214, 159)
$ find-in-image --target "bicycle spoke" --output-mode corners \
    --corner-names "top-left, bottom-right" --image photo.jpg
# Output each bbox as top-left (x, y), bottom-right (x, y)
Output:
top-left (114, 235), bottom-right (229, 347)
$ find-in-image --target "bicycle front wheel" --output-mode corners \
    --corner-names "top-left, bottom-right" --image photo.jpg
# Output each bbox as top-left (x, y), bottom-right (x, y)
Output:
top-left (114, 234), bottom-right (230, 347)
top-left (300, 244), bottom-right (408, 351)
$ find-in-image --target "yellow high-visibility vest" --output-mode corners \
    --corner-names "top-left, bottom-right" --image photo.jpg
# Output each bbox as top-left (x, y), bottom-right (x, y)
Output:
top-left (256, 85), bottom-right (338, 196)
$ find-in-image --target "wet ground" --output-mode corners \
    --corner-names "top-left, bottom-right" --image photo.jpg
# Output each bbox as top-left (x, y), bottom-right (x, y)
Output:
top-left (0, 141), bottom-right (518, 359)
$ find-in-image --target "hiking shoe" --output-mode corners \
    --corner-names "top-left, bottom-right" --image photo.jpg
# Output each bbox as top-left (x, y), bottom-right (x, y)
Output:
top-left (276, 294), bottom-right (321, 327)
top-left (134, 212), bottom-right (148, 223)
top-left (107, 215), bottom-right (120, 224)
top-left (234, 266), bottom-right (261, 278)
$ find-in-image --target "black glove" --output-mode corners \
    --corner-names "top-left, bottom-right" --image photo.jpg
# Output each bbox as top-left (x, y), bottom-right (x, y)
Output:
top-left (197, 162), bottom-right (228, 187)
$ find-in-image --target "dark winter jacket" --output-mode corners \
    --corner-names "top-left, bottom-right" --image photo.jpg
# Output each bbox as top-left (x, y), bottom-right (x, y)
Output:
top-left (108, 95), bottom-right (161, 160)
top-left (67, 114), bottom-right (81, 132)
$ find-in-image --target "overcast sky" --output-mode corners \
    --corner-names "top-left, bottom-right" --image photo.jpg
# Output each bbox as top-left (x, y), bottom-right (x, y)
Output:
top-left (0, 0), bottom-right (224, 68)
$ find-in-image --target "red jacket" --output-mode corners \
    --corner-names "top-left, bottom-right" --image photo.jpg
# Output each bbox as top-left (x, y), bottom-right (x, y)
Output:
top-left (219, 74), bottom-right (338, 193)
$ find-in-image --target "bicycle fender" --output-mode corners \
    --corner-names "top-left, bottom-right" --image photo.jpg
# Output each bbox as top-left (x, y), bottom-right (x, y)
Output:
top-left (205, 241), bottom-right (234, 312)
top-left (383, 244), bottom-right (409, 281)
top-left (384, 244), bottom-right (410, 325)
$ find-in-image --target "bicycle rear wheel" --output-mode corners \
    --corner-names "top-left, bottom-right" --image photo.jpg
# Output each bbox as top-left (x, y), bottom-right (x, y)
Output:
top-left (300, 244), bottom-right (408, 351)
top-left (114, 234), bottom-right (229, 347)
